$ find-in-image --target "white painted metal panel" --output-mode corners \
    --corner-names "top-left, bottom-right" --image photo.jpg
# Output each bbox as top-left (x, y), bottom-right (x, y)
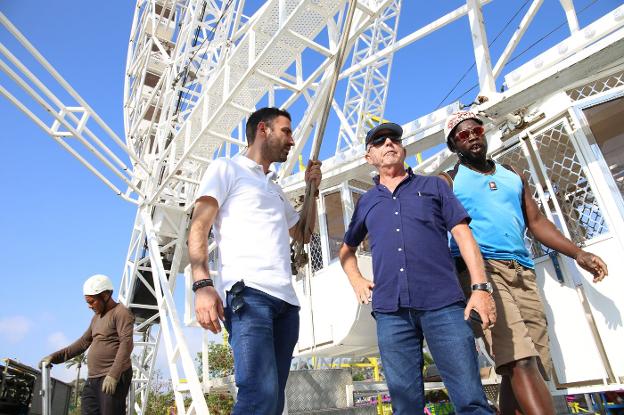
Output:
top-left (578, 237), bottom-right (624, 380)
top-left (295, 277), bottom-right (315, 353)
top-left (295, 255), bottom-right (378, 357)
top-left (534, 255), bottom-right (608, 384)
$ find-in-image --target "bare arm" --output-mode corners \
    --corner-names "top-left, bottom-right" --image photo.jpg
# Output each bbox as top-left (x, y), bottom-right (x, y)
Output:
top-left (451, 221), bottom-right (496, 329)
top-left (188, 196), bottom-right (225, 333)
top-left (522, 175), bottom-right (608, 282)
top-left (339, 243), bottom-right (374, 304)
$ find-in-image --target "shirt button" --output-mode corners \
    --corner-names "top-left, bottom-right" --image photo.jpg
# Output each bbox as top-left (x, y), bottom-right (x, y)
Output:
top-left (400, 268), bottom-right (404, 272)
top-left (396, 228), bottom-right (400, 232)
top-left (398, 248), bottom-right (402, 251)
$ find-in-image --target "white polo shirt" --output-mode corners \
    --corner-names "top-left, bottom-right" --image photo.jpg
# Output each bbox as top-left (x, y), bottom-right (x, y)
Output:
top-left (195, 154), bottom-right (300, 306)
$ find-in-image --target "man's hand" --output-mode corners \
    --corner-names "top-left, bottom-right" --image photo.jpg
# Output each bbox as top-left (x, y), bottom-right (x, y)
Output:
top-left (350, 275), bottom-right (374, 305)
top-left (465, 291), bottom-right (496, 331)
top-left (38, 355), bottom-right (53, 370)
top-left (304, 160), bottom-right (322, 188)
top-left (101, 375), bottom-right (117, 395)
top-left (195, 286), bottom-right (225, 333)
top-left (575, 251), bottom-right (608, 282)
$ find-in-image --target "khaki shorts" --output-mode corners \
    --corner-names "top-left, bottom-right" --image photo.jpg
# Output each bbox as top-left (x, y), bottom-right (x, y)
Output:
top-left (457, 258), bottom-right (553, 380)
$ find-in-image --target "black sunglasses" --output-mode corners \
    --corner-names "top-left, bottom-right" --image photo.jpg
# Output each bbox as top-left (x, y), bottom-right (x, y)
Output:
top-left (229, 280), bottom-right (246, 313)
top-left (367, 135), bottom-right (402, 149)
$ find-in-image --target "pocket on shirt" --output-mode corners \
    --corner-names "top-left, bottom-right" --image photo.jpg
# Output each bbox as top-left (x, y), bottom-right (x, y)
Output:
top-left (404, 196), bottom-right (434, 222)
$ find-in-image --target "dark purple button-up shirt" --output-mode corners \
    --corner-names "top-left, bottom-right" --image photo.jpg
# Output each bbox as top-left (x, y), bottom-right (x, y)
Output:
top-left (343, 169), bottom-right (469, 312)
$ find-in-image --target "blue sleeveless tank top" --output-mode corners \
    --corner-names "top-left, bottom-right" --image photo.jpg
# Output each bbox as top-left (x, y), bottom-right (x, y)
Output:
top-left (449, 163), bottom-right (534, 268)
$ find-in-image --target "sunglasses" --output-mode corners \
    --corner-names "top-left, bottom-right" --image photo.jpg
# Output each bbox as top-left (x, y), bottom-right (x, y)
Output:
top-left (367, 135), bottom-right (402, 150)
top-left (454, 126), bottom-right (485, 142)
top-left (229, 280), bottom-right (246, 313)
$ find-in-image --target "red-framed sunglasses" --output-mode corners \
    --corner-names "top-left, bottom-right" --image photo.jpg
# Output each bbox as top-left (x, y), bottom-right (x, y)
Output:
top-left (454, 125), bottom-right (485, 142)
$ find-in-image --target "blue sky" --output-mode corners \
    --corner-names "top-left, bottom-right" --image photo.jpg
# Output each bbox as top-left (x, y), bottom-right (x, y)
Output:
top-left (0, 0), bottom-right (618, 382)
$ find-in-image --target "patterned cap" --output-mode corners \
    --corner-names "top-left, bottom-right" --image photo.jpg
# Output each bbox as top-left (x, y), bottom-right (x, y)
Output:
top-left (443, 110), bottom-right (483, 141)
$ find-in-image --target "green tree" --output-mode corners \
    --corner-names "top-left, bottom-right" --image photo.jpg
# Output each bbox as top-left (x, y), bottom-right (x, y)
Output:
top-left (195, 338), bottom-right (235, 414)
top-left (144, 370), bottom-right (175, 414)
top-left (195, 341), bottom-right (234, 379)
top-left (67, 379), bottom-right (86, 415)
top-left (352, 371), bottom-right (366, 381)
top-left (65, 353), bottom-right (86, 407)
top-left (206, 393), bottom-right (235, 414)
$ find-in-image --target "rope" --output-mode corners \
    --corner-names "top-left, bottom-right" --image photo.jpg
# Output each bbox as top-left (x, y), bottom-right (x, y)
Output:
top-left (291, 0), bottom-right (358, 270)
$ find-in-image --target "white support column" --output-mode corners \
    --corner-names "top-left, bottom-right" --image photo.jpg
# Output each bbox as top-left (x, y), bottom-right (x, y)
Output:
top-left (492, 0), bottom-right (543, 78)
top-left (466, 0), bottom-right (496, 97)
top-left (141, 208), bottom-right (210, 415)
top-left (560, 0), bottom-right (580, 34)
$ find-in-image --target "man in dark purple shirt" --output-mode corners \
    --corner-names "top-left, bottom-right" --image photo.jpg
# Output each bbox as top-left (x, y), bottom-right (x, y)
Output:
top-left (339, 122), bottom-right (496, 415)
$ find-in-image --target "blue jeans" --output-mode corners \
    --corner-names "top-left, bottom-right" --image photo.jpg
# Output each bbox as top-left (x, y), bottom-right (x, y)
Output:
top-left (224, 286), bottom-right (299, 415)
top-left (375, 302), bottom-right (492, 415)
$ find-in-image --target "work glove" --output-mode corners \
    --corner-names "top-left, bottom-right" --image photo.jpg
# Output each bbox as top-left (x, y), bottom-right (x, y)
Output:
top-left (101, 375), bottom-right (118, 395)
top-left (39, 355), bottom-right (53, 370)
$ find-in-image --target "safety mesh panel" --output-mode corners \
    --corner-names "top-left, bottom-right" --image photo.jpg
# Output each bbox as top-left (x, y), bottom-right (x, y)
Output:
top-left (566, 70), bottom-right (624, 101)
top-left (309, 232), bottom-right (324, 273)
top-left (532, 123), bottom-right (608, 243)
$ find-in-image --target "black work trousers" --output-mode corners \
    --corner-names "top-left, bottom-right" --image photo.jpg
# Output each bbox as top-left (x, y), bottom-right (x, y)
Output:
top-left (81, 368), bottom-right (132, 415)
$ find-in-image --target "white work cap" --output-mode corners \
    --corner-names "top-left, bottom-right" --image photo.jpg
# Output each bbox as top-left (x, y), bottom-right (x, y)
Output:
top-left (83, 274), bottom-right (114, 296)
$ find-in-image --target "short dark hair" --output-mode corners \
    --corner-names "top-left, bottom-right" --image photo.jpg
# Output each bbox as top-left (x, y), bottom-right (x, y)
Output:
top-left (246, 107), bottom-right (291, 145)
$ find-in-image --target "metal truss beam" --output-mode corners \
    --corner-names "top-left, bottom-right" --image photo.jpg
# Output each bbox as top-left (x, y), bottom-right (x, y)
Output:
top-left (148, 0), bottom-right (357, 204)
top-left (0, 12), bottom-right (149, 202)
top-left (336, 0), bottom-right (401, 153)
top-left (466, 0), bottom-right (496, 97)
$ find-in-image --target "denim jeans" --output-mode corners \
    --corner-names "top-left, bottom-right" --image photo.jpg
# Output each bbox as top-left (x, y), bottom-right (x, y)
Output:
top-left (224, 286), bottom-right (299, 415)
top-left (375, 302), bottom-right (492, 415)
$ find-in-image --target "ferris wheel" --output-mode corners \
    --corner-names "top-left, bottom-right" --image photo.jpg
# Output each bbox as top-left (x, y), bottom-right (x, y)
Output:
top-left (4, 0), bottom-right (624, 414)
top-left (120, 1), bottom-right (403, 412)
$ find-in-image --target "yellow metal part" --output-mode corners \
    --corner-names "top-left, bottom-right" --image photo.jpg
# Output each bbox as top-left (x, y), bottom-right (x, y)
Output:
top-left (298, 154), bottom-right (305, 172)
top-left (325, 357), bottom-right (385, 414)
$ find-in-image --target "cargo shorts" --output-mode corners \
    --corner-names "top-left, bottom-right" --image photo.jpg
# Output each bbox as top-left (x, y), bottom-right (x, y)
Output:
top-left (457, 258), bottom-right (553, 380)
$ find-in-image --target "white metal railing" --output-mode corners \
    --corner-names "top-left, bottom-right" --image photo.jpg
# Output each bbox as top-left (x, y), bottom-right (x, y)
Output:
top-left (0, 12), bottom-right (149, 203)
top-left (40, 364), bottom-right (52, 415)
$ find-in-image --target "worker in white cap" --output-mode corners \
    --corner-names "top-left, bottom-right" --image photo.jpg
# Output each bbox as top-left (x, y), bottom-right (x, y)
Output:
top-left (40, 274), bottom-right (134, 415)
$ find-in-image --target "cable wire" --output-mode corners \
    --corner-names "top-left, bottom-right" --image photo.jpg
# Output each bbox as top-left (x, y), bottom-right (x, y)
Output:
top-left (435, 0), bottom-right (532, 109)
top-left (449, 0), bottom-right (600, 106)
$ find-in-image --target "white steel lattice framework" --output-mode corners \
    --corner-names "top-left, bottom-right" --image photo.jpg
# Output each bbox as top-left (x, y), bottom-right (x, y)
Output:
top-left (335, 0), bottom-right (400, 154)
top-left (120, 1), bottom-right (243, 412)
top-left (3, 1), bottom-right (624, 414)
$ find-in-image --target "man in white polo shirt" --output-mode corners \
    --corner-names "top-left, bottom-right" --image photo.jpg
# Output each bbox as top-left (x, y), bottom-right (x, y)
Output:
top-left (188, 107), bottom-right (322, 414)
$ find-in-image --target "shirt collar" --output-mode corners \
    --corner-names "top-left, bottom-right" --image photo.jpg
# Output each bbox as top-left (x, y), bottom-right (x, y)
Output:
top-left (233, 153), bottom-right (275, 178)
top-left (373, 167), bottom-right (414, 185)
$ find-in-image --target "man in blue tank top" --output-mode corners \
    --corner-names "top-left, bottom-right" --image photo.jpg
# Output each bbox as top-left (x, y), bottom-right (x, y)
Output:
top-left (442, 110), bottom-right (609, 415)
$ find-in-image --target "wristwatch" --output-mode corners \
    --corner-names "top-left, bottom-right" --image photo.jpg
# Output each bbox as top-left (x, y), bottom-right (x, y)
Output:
top-left (471, 282), bottom-right (493, 294)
